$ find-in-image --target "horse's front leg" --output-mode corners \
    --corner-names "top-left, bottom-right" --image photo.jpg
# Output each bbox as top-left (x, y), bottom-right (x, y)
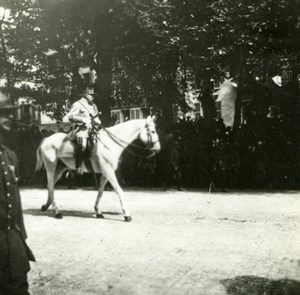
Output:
top-left (106, 169), bottom-right (131, 222)
top-left (94, 175), bottom-right (108, 219)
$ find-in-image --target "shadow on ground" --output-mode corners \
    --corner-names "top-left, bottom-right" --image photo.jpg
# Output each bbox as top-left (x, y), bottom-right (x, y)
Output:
top-left (221, 276), bottom-right (300, 295)
top-left (23, 208), bottom-right (123, 220)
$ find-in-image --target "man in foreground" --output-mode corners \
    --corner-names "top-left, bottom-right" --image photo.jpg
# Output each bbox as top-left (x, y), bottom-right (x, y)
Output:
top-left (0, 89), bottom-right (35, 295)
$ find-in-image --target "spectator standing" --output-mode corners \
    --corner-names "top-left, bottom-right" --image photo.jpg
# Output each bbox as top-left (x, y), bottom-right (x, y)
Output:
top-left (0, 89), bottom-right (35, 295)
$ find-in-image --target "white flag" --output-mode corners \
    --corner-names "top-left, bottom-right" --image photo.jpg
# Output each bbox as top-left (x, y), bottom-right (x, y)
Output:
top-left (214, 78), bottom-right (237, 128)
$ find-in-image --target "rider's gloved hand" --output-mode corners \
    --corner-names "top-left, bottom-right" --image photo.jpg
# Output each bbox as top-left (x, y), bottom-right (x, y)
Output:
top-left (91, 117), bottom-right (101, 130)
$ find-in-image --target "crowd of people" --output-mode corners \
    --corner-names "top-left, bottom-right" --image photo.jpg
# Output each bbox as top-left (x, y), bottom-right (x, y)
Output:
top-left (14, 113), bottom-right (299, 191)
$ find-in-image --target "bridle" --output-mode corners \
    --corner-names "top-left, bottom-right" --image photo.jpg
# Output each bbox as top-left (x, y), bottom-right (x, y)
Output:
top-left (144, 122), bottom-right (160, 150)
top-left (92, 120), bottom-right (159, 158)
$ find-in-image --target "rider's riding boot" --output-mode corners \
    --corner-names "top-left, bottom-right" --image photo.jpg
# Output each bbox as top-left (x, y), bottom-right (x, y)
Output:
top-left (75, 147), bottom-right (84, 175)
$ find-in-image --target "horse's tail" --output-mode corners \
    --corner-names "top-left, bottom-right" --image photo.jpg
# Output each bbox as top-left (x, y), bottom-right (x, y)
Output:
top-left (35, 144), bottom-right (44, 171)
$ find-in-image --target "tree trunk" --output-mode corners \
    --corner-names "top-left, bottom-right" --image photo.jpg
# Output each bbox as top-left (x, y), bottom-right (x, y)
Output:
top-left (94, 50), bottom-right (113, 125)
top-left (233, 46), bottom-right (246, 132)
top-left (0, 20), bottom-right (11, 90)
top-left (200, 79), bottom-right (216, 121)
top-left (233, 85), bottom-right (243, 131)
top-left (71, 67), bottom-right (82, 103)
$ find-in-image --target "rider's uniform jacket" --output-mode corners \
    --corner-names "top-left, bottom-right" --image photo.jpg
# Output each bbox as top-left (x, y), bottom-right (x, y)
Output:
top-left (66, 97), bottom-right (100, 125)
top-left (0, 144), bottom-right (35, 278)
top-left (64, 97), bottom-right (100, 140)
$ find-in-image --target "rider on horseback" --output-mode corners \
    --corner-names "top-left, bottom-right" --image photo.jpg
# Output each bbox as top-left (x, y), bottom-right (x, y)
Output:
top-left (64, 87), bottom-right (101, 174)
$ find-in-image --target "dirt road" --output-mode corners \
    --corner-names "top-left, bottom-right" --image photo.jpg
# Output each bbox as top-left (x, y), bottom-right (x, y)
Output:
top-left (20, 188), bottom-right (300, 295)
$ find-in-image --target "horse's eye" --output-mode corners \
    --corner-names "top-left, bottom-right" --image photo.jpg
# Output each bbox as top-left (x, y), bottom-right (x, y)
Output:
top-left (151, 131), bottom-right (156, 134)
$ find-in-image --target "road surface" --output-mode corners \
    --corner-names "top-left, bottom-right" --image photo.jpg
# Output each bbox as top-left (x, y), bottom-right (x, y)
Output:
top-left (20, 188), bottom-right (300, 295)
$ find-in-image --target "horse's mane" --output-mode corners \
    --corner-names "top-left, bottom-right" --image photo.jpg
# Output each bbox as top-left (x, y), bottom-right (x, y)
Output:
top-left (104, 119), bottom-right (146, 137)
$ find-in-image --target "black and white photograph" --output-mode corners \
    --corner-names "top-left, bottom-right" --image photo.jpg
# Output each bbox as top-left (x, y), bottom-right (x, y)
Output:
top-left (0, 0), bottom-right (299, 294)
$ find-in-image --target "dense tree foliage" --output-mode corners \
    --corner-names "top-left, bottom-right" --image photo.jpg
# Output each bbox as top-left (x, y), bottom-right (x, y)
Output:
top-left (0, 0), bottom-right (299, 123)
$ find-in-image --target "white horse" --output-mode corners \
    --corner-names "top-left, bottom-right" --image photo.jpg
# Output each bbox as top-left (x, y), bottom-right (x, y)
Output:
top-left (35, 116), bottom-right (161, 221)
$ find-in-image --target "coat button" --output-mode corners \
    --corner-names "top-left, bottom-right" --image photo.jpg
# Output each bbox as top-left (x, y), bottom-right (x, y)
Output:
top-left (7, 193), bottom-right (10, 197)
top-left (7, 226), bottom-right (11, 230)
top-left (4, 171), bottom-right (8, 175)
top-left (6, 182), bottom-right (10, 186)
top-left (1, 161), bottom-right (5, 165)
top-left (8, 204), bottom-right (12, 208)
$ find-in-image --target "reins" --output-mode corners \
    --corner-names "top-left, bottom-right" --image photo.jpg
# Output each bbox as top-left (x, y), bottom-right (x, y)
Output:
top-left (92, 122), bottom-right (157, 158)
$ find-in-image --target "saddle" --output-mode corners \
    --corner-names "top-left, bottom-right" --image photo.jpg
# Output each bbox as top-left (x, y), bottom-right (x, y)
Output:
top-left (57, 136), bottom-right (94, 173)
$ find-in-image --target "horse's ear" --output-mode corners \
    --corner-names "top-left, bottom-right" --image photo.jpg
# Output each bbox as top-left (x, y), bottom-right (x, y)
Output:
top-left (146, 116), bottom-right (152, 124)
top-left (146, 115), bottom-right (156, 125)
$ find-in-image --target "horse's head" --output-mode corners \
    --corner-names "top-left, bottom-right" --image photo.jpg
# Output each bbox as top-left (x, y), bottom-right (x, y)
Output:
top-left (139, 116), bottom-right (161, 155)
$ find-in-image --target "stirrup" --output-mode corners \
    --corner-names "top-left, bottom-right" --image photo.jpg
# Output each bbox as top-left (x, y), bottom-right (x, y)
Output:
top-left (75, 166), bottom-right (83, 175)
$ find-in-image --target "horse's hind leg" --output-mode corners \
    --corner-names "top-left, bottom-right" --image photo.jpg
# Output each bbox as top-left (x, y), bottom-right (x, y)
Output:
top-left (41, 163), bottom-right (55, 213)
top-left (53, 163), bottom-right (68, 218)
top-left (106, 169), bottom-right (131, 222)
top-left (94, 176), bottom-right (108, 218)
top-left (42, 162), bottom-right (67, 219)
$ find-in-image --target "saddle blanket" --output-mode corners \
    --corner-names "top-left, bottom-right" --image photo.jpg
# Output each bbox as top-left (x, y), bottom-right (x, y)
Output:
top-left (57, 137), bottom-right (95, 173)
top-left (57, 138), bottom-right (76, 158)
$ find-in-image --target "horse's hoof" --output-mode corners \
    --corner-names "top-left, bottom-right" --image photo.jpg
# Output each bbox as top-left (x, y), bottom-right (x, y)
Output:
top-left (96, 213), bottom-right (105, 219)
top-left (41, 205), bottom-right (48, 212)
top-left (124, 216), bottom-right (132, 222)
top-left (55, 213), bottom-right (63, 219)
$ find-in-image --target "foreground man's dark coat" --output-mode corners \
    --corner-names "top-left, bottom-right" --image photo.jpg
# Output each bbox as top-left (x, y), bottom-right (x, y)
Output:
top-left (0, 144), bottom-right (35, 295)
top-left (0, 89), bottom-right (35, 295)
